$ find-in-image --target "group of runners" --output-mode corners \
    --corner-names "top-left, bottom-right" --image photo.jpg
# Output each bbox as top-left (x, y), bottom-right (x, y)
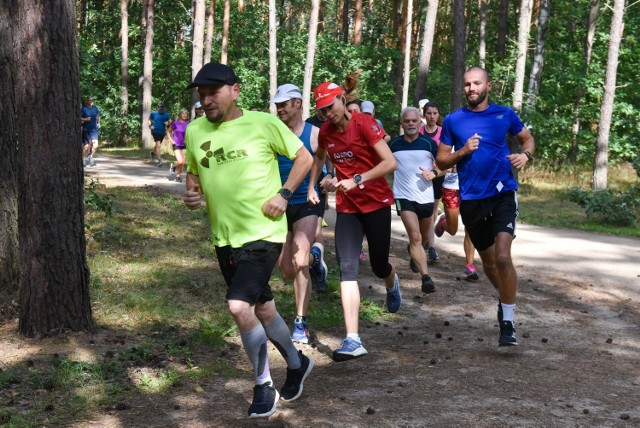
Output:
top-left (180, 62), bottom-right (535, 419)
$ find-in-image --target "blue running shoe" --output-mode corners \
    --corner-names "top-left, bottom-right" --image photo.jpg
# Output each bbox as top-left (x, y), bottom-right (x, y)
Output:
top-left (386, 273), bottom-right (402, 313)
top-left (427, 247), bottom-right (439, 263)
top-left (332, 337), bottom-right (368, 362)
top-left (310, 243), bottom-right (327, 287)
top-left (291, 320), bottom-right (309, 344)
top-left (499, 320), bottom-right (518, 346)
top-left (280, 351), bottom-right (314, 401)
top-left (248, 381), bottom-right (279, 418)
top-left (435, 214), bottom-right (447, 237)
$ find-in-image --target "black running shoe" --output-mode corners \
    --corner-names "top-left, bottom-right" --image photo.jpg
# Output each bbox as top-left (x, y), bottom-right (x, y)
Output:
top-left (280, 351), bottom-right (314, 401)
top-left (407, 245), bottom-right (419, 273)
top-left (499, 320), bottom-right (518, 346)
top-left (248, 382), bottom-right (279, 418)
top-left (421, 274), bottom-right (435, 294)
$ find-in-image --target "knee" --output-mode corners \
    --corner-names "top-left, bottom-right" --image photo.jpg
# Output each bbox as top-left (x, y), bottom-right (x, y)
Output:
top-left (408, 230), bottom-right (422, 244)
top-left (495, 253), bottom-right (513, 270)
top-left (292, 249), bottom-right (311, 272)
top-left (371, 262), bottom-right (392, 279)
top-left (228, 300), bottom-right (251, 324)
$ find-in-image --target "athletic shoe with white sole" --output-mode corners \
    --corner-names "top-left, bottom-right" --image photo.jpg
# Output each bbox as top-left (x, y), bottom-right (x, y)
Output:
top-left (280, 351), bottom-right (314, 401)
top-left (248, 381), bottom-right (279, 418)
top-left (332, 337), bottom-right (368, 362)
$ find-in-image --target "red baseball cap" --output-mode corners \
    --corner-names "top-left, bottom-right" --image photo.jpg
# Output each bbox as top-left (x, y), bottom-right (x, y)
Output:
top-left (313, 82), bottom-right (343, 110)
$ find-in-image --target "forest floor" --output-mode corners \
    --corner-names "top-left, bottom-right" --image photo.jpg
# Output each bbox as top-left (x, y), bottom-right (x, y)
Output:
top-left (1, 155), bottom-right (639, 427)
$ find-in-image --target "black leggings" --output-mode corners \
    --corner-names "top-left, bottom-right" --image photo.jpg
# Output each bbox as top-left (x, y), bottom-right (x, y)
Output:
top-left (335, 206), bottom-right (393, 281)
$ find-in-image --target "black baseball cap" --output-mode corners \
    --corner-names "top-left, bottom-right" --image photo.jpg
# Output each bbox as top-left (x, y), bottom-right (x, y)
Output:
top-left (186, 62), bottom-right (239, 89)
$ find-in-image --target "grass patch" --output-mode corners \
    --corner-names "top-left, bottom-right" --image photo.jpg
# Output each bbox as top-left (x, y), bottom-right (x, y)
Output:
top-left (517, 163), bottom-right (639, 237)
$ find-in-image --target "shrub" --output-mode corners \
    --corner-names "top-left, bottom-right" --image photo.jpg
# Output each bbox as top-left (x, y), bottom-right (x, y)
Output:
top-left (567, 187), bottom-right (639, 226)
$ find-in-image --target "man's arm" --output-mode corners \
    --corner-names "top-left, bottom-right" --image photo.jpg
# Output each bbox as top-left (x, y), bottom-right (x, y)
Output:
top-left (262, 146), bottom-right (313, 218)
top-left (506, 127), bottom-right (535, 169)
top-left (436, 133), bottom-right (481, 170)
top-left (183, 173), bottom-right (202, 210)
top-left (309, 146), bottom-right (330, 204)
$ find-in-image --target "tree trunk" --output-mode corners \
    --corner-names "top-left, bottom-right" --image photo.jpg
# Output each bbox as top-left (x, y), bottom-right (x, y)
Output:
top-left (353, 0), bottom-right (362, 45)
top-left (140, 0), bottom-right (154, 149)
top-left (525, 0), bottom-right (549, 111)
top-left (593, 0), bottom-right (626, 190)
top-left (119, 0), bottom-right (129, 146)
top-left (512, 0), bottom-right (533, 112)
top-left (12, 0), bottom-right (93, 336)
top-left (479, 0), bottom-right (487, 67)
top-left (302, 0), bottom-right (320, 120)
top-left (496, 0), bottom-right (509, 58)
top-left (569, 0), bottom-right (600, 165)
top-left (191, 0), bottom-right (206, 109)
top-left (221, 0), bottom-right (230, 64)
top-left (0, 2), bottom-right (19, 297)
top-left (269, 0), bottom-right (277, 115)
top-left (451, 0), bottom-right (466, 111)
top-left (401, 0), bottom-right (413, 111)
top-left (204, 0), bottom-right (216, 64)
top-left (413, 0), bottom-right (439, 106)
top-left (342, 0), bottom-right (350, 44)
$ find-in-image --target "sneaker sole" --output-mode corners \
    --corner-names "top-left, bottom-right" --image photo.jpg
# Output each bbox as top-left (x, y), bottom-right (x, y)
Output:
top-left (280, 357), bottom-right (314, 402)
top-left (248, 389), bottom-right (280, 418)
top-left (499, 339), bottom-right (518, 346)
top-left (291, 335), bottom-right (309, 344)
top-left (464, 273), bottom-right (479, 281)
top-left (421, 284), bottom-right (435, 294)
top-left (332, 350), bottom-right (368, 362)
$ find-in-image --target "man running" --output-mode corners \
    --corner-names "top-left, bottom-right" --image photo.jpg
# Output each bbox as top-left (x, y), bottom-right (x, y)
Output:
top-left (149, 103), bottom-right (171, 167)
top-left (390, 107), bottom-right (438, 294)
top-left (81, 96), bottom-right (100, 166)
top-left (437, 66), bottom-right (535, 346)
top-left (183, 63), bottom-right (314, 418)
top-left (272, 83), bottom-right (329, 344)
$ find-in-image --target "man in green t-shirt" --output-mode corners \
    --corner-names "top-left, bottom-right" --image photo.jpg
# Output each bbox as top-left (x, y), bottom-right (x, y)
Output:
top-left (183, 63), bottom-right (314, 419)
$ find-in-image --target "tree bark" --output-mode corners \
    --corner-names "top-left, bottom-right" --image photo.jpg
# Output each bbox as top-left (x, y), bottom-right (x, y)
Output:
top-left (119, 0), bottom-right (129, 145)
top-left (12, 0), bottom-right (93, 336)
top-left (269, 0), bottom-right (277, 115)
top-left (593, 0), bottom-right (626, 190)
top-left (191, 0), bottom-right (206, 108)
top-left (221, 0), bottom-right (230, 64)
top-left (479, 0), bottom-right (487, 67)
top-left (525, 0), bottom-right (549, 111)
top-left (496, 0), bottom-right (509, 58)
top-left (413, 0), bottom-right (439, 106)
top-left (353, 0), bottom-right (362, 45)
top-left (0, 1), bottom-right (19, 298)
top-left (140, 0), bottom-right (154, 149)
top-left (342, 0), bottom-right (350, 44)
top-left (569, 0), bottom-right (600, 165)
top-left (401, 0), bottom-right (414, 111)
top-left (204, 0), bottom-right (216, 64)
top-left (451, 0), bottom-right (466, 111)
top-left (302, 0), bottom-right (321, 120)
top-left (512, 0), bottom-right (533, 112)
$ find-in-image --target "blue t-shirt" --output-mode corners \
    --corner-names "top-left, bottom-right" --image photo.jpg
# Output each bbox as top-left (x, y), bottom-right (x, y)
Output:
top-left (81, 106), bottom-right (100, 133)
top-left (150, 110), bottom-right (171, 134)
top-left (278, 122), bottom-right (317, 204)
top-left (441, 103), bottom-right (524, 200)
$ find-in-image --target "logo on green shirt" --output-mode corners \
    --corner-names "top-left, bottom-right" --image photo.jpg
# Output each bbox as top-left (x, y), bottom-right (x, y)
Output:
top-left (199, 141), bottom-right (248, 168)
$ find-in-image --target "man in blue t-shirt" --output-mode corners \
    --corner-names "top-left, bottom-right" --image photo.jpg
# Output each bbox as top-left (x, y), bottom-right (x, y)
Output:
top-left (81, 96), bottom-right (101, 166)
top-left (437, 66), bottom-right (535, 347)
top-left (148, 103), bottom-right (171, 167)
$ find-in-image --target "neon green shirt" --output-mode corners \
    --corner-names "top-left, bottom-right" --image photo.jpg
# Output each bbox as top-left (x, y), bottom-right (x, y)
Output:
top-left (185, 110), bottom-right (302, 248)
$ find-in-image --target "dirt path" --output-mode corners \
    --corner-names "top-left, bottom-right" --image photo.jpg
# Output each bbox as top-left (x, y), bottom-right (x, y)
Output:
top-left (54, 156), bottom-right (640, 425)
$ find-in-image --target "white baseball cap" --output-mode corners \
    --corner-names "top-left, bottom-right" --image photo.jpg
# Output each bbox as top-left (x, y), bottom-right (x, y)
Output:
top-left (418, 98), bottom-right (429, 109)
top-left (361, 100), bottom-right (375, 114)
top-left (272, 84), bottom-right (302, 103)
top-left (194, 101), bottom-right (202, 109)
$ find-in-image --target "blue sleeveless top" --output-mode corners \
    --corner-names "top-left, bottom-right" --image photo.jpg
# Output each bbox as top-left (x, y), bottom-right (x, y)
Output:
top-left (278, 122), bottom-right (316, 204)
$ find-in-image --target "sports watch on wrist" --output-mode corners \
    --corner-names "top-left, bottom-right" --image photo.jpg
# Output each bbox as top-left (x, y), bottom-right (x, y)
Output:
top-left (523, 151), bottom-right (533, 162)
top-left (278, 188), bottom-right (293, 200)
top-left (353, 174), bottom-right (364, 189)
top-left (431, 169), bottom-right (438, 177)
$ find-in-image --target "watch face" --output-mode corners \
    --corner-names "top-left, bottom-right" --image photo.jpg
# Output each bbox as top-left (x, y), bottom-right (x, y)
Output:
top-left (279, 188), bottom-right (293, 200)
top-left (354, 174), bottom-right (362, 184)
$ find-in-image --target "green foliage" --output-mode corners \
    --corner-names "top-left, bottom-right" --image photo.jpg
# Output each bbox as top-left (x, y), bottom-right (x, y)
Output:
top-left (567, 187), bottom-right (639, 226)
top-left (84, 179), bottom-right (116, 217)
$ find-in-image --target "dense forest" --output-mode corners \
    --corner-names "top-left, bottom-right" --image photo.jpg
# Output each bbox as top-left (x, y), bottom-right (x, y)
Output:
top-left (78, 0), bottom-right (638, 167)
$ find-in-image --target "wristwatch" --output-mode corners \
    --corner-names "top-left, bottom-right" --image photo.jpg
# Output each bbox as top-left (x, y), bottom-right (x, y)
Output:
top-left (523, 151), bottom-right (533, 162)
top-left (353, 174), bottom-right (364, 189)
top-left (431, 169), bottom-right (438, 177)
top-left (278, 188), bottom-right (293, 200)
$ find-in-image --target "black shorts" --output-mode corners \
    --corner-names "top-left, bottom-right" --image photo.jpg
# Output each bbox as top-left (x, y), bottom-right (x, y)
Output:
top-left (285, 202), bottom-right (324, 231)
top-left (152, 133), bottom-right (166, 142)
top-left (460, 190), bottom-right (519, 252)
top-left (215, 240), bottom-right (282, 304)
top-left (173, 145), bottom-right (186, 151)
top-left (394, 198), bottom-right (434, 221)
top-left (432, 175), bottom-right (445, 200)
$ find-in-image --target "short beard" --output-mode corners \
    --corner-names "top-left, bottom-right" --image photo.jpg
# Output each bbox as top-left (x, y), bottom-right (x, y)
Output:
top-left (467, 91), bottom-right (487, 107)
